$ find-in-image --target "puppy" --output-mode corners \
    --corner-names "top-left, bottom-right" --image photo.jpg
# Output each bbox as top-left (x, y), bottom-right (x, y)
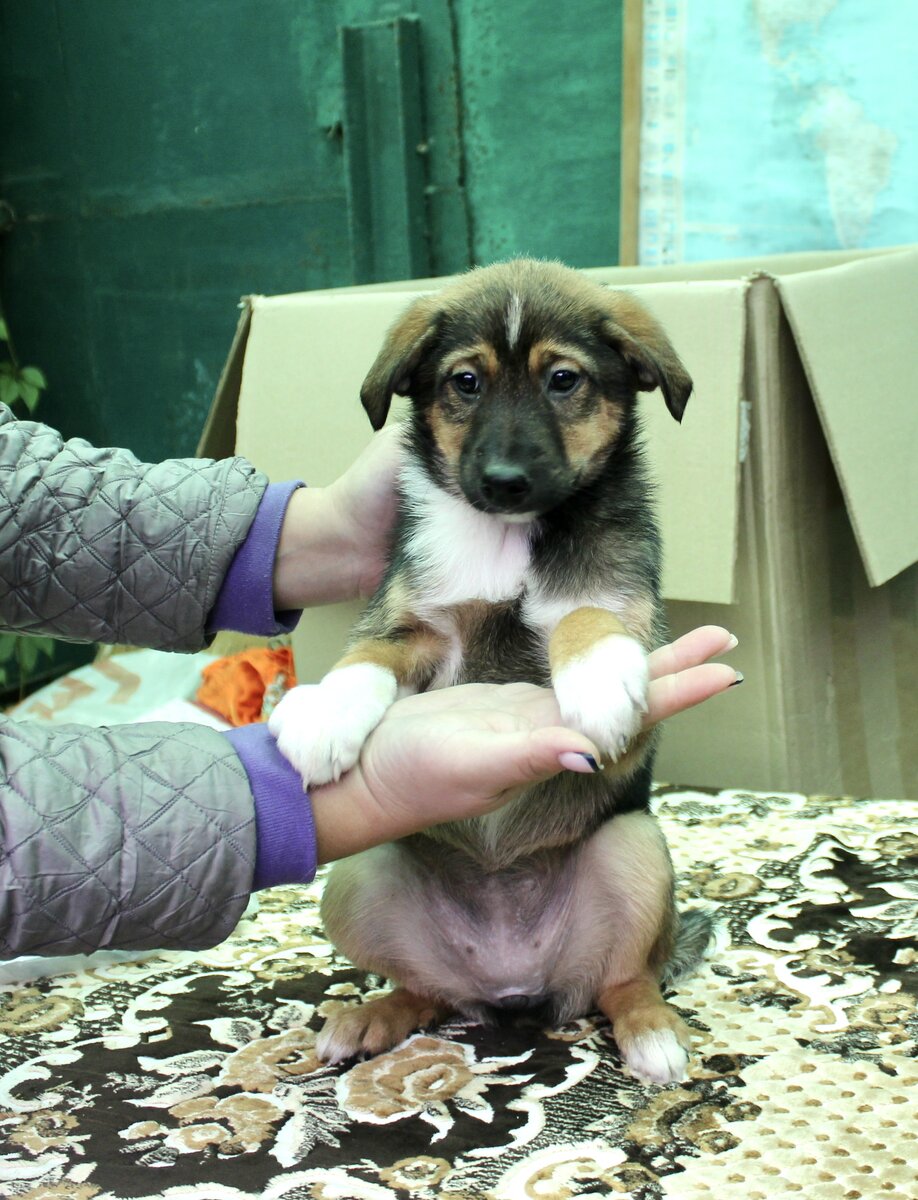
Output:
top-left (270, 259), bottom-right (710, 1084)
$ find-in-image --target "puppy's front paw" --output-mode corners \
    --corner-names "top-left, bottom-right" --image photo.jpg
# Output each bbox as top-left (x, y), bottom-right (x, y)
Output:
top-left (268, 663), bottom-right (397, 785)
top-left (552, 634), bottom-right (648, 761)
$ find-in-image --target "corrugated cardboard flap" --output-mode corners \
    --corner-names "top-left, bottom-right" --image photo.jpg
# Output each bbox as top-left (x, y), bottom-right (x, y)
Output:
top-left (197, 301), bottom-right (253, 460)
top-left (625, 280), bottom-right (746, 605)
top-left (775, 248), bottom-right (918, 587)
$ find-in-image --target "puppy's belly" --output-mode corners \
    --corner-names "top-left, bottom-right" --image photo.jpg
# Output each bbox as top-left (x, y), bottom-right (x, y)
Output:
top-left (321, 840), bottom-right (609, 1018)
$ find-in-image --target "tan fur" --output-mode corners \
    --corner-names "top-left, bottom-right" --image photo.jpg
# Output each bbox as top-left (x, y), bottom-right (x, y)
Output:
top-left (548, 607), bottom-right (630, 672)
top-left (320, 811), bottom-right (685, 1052)
top-left (599, 294), bottom-right (692, 416)
top-left (316, 987), bottom-right (453, 1064)
top-left (557, 398), bottom-right (624, 475)
top-left (443, 342), bottom-right (500, 380)
top-left (427, 405), bottom-right (467, 470)
top-left (337, 630), bottom-right (445, 690)
top-left (602, 728), bottom-right (656, 781)
top-left (596, 973), bottom-right (692, 1067)
top-left (360, 296), bottom-right (440, 429)
top-left (526, 339), bottom-right (599, 378)
top-left (619, 592), bottom-right (659, 648)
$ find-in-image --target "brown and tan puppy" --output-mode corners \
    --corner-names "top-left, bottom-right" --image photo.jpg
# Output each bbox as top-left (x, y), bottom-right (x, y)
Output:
top-left (270, 259), bottom-right (710, 1084)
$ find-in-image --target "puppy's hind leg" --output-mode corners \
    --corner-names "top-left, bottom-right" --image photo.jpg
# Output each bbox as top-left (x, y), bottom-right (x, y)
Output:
top-left (583, 812), bottom-right (695, 1085)
top-left (317, 988), bottom-right (455, 1064)
top-left (317, 845), bottom-right (456, 1063)
top-left (597, 972), bottom-right (693, 1085)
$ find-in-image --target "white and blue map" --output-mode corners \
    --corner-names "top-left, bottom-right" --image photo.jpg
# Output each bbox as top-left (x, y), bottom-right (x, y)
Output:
top-left (640, 0), bottom-right (916, 263)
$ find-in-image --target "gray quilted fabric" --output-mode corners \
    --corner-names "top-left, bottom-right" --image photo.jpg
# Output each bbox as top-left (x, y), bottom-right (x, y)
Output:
top-left (0, 407), bottom-right (266, 651)
top-left (0, 408), bottom-right (266, 958)
top-left (0, 716), bottom-right (256, 957)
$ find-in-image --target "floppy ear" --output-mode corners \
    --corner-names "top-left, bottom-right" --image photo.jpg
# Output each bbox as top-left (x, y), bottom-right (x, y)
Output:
top-left (600, 293), bottom-right (693, 423)
top-left (360, 296), bottom-right (440, 430)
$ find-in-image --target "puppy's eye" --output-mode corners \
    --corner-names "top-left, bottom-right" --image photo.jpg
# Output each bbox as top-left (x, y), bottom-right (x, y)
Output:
top-left (548, 368), bottom-right (580, 395)
top-left (450, 371), bottom-right (480, 397)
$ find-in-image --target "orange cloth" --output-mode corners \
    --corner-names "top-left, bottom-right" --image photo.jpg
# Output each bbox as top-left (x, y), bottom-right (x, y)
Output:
top-left (196, 646), bottom-right (297, 727)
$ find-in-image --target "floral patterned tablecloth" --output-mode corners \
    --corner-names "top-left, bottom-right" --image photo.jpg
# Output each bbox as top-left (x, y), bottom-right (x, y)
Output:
top-left (2, 786), bottom-right (916, 1200)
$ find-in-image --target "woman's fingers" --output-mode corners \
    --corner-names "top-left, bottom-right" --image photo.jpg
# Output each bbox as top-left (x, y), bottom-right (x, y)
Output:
top-left (646, 627), bottom-right (740, 725)
top-left (646, 661), bottom-right (739, 725)
top-left (647, 625), bottom-right (737, 681)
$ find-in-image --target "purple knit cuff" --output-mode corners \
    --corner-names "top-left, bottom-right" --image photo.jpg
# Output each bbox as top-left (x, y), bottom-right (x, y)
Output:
top-left (224, 724), bottom-right (317, 890)
top-left (207, 481), bottom-right (304, 637)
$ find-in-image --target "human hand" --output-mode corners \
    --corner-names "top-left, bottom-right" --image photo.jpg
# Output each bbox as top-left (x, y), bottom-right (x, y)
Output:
top-left (309, 625), bottom-right (740, 863)
top-left (272, 424), bottom-right (404, 609)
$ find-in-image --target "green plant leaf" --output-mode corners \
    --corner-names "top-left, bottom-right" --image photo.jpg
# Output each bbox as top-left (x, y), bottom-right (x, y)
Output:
top-left (0, 374), bottom-right (20, 406)
top-left (20, 366), bottom-right (47, 390)
top-left (19, 638), bottom-right (39, 674)
top-left (0, 317), bottom-right (8, 342)
top-left (33, 636), bottom-right (57, 660)
top-left (19, 382), bottom-right (40, 412)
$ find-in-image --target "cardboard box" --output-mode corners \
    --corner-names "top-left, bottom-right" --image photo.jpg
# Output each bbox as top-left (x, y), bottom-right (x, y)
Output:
top-left (201, 246), bottom-right (918, 799)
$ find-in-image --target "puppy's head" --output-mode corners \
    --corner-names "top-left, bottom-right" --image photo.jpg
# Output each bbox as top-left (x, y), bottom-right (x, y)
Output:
top-left (361, 259), bottom-right (692, 517)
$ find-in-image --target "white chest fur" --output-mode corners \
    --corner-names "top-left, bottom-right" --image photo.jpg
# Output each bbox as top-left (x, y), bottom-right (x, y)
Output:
top-left (401, 462), bottom-right (535, 606)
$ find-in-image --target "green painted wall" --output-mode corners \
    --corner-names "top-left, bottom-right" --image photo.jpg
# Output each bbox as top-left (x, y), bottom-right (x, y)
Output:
top-left (1, 0), bottom-right (625, 461)
top-left (456, 0), bottom-right (623, 266)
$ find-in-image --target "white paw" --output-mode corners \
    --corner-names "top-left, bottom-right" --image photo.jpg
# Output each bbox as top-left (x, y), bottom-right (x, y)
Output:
top-left (552, 634), bottom-right (648, 760)
top-left (268, 663), bottom-right (397, 785)
top-left (621, 1028), bottom-right (689, 1085)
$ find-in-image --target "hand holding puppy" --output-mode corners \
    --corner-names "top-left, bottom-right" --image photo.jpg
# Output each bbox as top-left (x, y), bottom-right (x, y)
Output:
top-left (307, 624), bottom-right (739, 865)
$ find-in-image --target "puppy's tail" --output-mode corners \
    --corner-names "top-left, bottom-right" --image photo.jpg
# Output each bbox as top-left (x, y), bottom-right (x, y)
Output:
top-left (660, 907), bottom-right (715, 988)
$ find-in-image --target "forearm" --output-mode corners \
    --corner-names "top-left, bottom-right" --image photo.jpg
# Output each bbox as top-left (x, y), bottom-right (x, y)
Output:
top-left (0, 407), bottom-right (267, 651)
top-left (226, 724), bottom-right (409, 872)
top-left (0, 715), bottom-right (260, 959)
top-left (272, 486), bottom-right (372, 609)
top-left (205, 481), bottom-right (375, 629)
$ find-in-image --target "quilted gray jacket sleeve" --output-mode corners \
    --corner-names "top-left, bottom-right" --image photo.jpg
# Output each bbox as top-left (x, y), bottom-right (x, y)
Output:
top-left (0, 718), bottom-right (256, 957)
top-left (0, 406), bottom-right (267, 650)
top-left (0, 409), bottom-right (268, 957)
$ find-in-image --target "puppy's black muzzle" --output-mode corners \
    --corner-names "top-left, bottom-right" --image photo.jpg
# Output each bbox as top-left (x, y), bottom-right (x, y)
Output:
top-left (462, 446), bottom-right (572, 517)
top-left (478, 460), bottom-right (534, 510)
top-left (459, 399), bottom-right (572, 516)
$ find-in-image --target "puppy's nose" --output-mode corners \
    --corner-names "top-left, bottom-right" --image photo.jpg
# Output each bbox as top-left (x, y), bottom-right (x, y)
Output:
top-left (479, 461), bottom-right (532, 508)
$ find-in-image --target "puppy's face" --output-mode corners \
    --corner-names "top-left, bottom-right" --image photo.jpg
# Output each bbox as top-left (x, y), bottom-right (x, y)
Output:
top-left (362, 260), bottom-right (692, 518)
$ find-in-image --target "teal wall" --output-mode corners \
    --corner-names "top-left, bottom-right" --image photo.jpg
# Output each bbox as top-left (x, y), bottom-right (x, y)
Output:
top-left (0, 1), bottom-right (625, 461)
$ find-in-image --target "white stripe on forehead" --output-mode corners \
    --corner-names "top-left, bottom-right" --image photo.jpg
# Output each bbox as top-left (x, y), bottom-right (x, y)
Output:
top-left (505, 292), bottom-right (523, 349)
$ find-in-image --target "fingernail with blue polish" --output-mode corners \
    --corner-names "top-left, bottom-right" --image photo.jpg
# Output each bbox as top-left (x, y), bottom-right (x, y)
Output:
top-left (559, 751), bottom-right (602, 773)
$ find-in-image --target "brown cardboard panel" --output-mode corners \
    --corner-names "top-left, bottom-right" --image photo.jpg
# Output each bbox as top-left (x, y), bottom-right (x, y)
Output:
top-left (584, 244), bottom-right (909, 286)
top-left (658, 280), bottom-right (842, 794)
top-left (234, 292), bottom-right (412, 484)
top-left (660, 275), bottom-right (917, 799)
top-left (306, 244), bottom-right (910, 296)
top-left (631, 280), bottom-right (745, 604)
top-left (196, 303), bottom-right (251, 460)
top-left (775, 249), bottom-right (918, 587)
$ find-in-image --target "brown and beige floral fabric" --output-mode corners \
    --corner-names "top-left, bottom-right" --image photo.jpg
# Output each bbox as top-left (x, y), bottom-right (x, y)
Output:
top-left (1, 787), bottom-right (916, 1199)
